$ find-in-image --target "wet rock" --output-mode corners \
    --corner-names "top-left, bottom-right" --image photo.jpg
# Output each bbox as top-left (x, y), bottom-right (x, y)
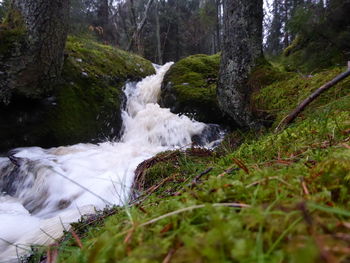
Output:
top-left (0, 36), bottom-right (155, 152)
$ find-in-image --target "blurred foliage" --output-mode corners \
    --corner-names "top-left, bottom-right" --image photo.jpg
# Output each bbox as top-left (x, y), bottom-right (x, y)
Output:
top-left (266, 0), bottom-right (350, 73)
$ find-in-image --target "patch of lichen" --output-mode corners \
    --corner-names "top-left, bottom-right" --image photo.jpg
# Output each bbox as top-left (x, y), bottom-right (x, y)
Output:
top-left (253, 66), bottom-right (350, 127)
top-left (0, 8), bottom-right (26, 55)
top-left (43, 36), bottom-right (155, 145)
top-left (161, 54), bottom-right (221, 123)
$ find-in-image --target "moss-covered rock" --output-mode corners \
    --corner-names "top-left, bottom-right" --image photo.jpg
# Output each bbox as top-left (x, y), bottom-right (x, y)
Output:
top-left (0, 36), bottom-right (155, 152)
top-left (160, 54), bottom-right (289, 126)
top-left (160, 54), bottom-right (224, 124)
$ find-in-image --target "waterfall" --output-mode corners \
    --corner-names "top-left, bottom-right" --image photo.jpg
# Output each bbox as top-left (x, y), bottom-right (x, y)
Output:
top-left (0, 63), bottom-right (222, 262)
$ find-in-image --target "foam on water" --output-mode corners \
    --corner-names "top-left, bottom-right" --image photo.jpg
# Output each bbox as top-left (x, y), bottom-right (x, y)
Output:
top-left (0, 62), bottom-right (221, 262)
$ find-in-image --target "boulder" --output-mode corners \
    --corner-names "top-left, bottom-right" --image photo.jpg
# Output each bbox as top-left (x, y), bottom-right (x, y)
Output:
top-left (160, 54), bottom-right (228, 124)
top-left (0, 36), bottom-right (155, 152)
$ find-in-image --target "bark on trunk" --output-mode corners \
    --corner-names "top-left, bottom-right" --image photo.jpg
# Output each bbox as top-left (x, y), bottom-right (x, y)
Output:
top-left (97, 0), bottom-right (109, 29)
top-left (217, 0), bottom-right (264, 129)
top-left (155, 1), bottom-right (163, 64)
top-left (0, 0), bottom-right (70, 104)
top-left (127, 0), bottom-right (154, 53)
top-left (216, 0), bottom-right (221, 52)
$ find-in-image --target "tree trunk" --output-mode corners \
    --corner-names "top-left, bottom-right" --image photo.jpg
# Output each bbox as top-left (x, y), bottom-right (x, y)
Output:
top-left (97, 0), bottom-right (109, 41)
top-left (217, 0), bottom-right (264, 129)
top-left (0, 0), bottom-right (70, 105)
top-left (155, 1), bottom-right (163, 64)
top-left (127, 0), bottom-right (154, 53)
top-left (216, 0), bottom-right (221, 52)
top-left (97, 0), bottom-right (109, 29)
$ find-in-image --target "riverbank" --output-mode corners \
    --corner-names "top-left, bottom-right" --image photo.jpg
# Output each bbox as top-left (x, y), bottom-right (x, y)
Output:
top-left (28, 65), bottom-right (350, 262)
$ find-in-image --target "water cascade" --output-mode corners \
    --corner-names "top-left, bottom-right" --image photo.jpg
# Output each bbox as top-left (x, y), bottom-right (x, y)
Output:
top-left (0, 63), bottom-right (222, 262)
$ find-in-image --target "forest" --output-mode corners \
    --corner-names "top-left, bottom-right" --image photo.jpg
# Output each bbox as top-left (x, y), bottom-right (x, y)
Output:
top-left (0, 0), bottom-right (349, 262)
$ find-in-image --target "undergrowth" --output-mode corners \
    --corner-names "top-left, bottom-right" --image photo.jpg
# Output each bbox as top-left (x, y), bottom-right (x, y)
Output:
top-left (27, 65), bottom-right (350, 263)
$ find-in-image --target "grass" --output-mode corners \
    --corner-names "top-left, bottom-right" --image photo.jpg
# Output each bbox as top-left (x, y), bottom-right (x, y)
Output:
top-left (25, 64), bottom-right (350, 263)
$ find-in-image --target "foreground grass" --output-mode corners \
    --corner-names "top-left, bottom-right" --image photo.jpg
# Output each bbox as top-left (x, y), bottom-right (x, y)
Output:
top-left (29, 66), bottom-right (350, 263)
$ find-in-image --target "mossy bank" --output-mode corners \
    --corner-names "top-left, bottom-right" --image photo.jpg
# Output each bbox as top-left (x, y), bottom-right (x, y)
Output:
top-left (0, 36), bottom-right (155, 152)
top-left (29, 64), bottom-right (350, 262)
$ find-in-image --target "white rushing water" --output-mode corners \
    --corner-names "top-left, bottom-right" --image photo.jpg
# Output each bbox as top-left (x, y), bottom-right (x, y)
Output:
top-left (0, 63), bottom-right (222, 262)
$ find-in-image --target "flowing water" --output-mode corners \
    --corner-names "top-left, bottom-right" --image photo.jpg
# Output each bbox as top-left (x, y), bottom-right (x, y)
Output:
top-left (0, 63), bottom-right (222, 262)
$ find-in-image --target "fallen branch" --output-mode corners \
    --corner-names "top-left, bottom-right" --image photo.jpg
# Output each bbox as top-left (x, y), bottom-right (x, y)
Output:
top-left (276, 65), bottom-right (350, 132)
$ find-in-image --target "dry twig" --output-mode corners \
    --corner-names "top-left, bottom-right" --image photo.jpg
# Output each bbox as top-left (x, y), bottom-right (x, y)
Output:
top-left (276, 66), bottom-right (350, 132)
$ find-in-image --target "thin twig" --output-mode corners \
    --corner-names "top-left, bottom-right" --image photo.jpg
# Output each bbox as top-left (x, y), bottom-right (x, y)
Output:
top-left (139, 203), bottom-right (250, 227)
top-left (246, 176), bottom-right (293, 188)
top-left (276, 67), bottom-right (350, 132)
top-left (190, 167), bottom-right (213, 187)
top-left (70, 230), bottom-right (83, 249)
top-left (301, 177), bottom-right (310, 196)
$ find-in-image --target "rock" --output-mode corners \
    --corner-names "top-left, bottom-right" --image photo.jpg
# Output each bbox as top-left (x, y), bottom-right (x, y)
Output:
top-left (160, 54), bottom-right (230, 125)
top-left (0, 36), bottom-right (155, 152)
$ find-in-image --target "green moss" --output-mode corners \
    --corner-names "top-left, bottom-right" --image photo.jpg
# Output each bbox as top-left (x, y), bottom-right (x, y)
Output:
top-left (42, 36), bottom-right (155, 145)
top-left (249, 63), bottom-right (292, 93)
top-left (161, 54), bottom-right (221, 123)
top-left (253, 66), bottom-right (350, 127)
top-left (64, 36), bottom-right (155, 80)
top-left (282, 38), bottom-right (345, 73)
top-left (161, 54), bottom-right (290, 125)
top-left (283, 35), bottom-right (305, 57)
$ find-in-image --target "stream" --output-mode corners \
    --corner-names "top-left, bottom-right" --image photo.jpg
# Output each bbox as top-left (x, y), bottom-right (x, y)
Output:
top-left (0, 63), bottom-right (223, 262)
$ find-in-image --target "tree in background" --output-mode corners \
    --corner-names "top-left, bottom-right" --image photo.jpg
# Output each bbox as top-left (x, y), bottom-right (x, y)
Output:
top-left (265, 0), bottom-right (284, 56)
top-left (0, 0), bottom-right (70, 105)
top-left (68, 0), bottom-right (222, 62)
top-left (218, 0), bottom-right (264, 129)
top-left (284, 0), bottom-right (350, 71)
top-left (265, 0), bottom-right (306, 56)
top-left (0, 0), bottom-right (10, 21)
top-left (265, 0), bottom-right (350, 67)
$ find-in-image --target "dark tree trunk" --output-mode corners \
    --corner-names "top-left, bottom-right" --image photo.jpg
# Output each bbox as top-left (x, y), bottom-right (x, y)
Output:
top-left (155, 1), bottom-right (163, 64)
top-left (97, 0), bottom-right (109, 29)
top-left (216, 0), bottom-right (221, 52)
top-left (0, 0), bottom-right (70, 105)
top-left (217, 0), bottom-right (264, 129)
top-left (127, 0), bottom-right (154, 54)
